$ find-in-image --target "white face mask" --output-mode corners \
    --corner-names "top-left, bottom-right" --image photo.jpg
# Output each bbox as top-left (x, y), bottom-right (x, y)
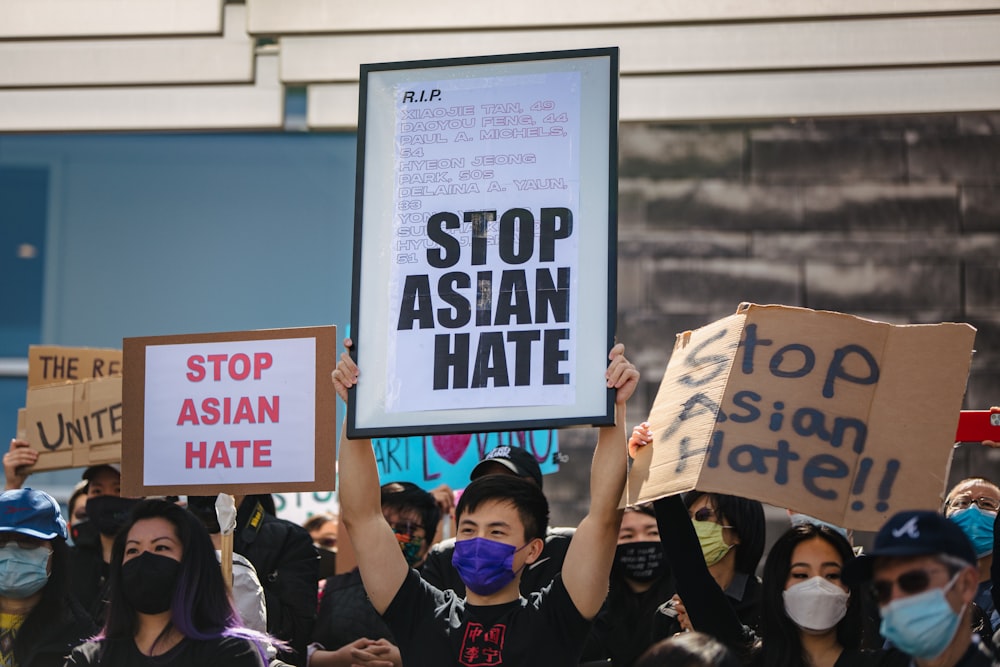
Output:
top-left (782, 576), bottom-right (850, 632)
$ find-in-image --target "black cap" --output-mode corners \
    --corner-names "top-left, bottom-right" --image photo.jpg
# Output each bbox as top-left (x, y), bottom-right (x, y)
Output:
top-left (82, 463), bottom-right (120, 481)
top-left (844, 510), bottom-right (977, 585)
top-left (470, 445), bottom-right (544, 489)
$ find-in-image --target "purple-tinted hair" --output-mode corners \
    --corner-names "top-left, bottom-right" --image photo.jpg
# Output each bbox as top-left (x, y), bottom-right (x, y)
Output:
top-left (98, 499), bottom-right (275, 660)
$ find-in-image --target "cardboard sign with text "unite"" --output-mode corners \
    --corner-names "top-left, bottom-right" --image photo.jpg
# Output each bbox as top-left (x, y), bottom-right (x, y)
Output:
top-left (626, 303), bottom-right (976, 532)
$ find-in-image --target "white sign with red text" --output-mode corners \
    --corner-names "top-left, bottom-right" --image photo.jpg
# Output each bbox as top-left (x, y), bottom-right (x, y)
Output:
top-left (142, 338), bottom-right (316, 486)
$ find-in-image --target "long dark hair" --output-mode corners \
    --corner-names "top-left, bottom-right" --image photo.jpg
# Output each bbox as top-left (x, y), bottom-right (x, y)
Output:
top-left (100, 499), bottom-right (269, 656)
top-left (684, 491), bottom-right (766, 576)
top-left (756, 523), bottom-right (861, 667)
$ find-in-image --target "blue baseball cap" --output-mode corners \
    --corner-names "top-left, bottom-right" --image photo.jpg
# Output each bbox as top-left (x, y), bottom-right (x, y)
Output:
top-left (844, 510), bottom-right (976, 585)
top-left (0, 488), bottom-right (68, 540)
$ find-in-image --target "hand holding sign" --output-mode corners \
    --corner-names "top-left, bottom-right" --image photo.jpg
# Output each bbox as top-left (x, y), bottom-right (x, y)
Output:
top-left (3, 439), bottom-right (38, 490)
top-left (625, 304), bottom-right (976, 531)
top-left (332, 338), bottom-right (360, 404)
top-left (606, 343), bottom-right (639, 406)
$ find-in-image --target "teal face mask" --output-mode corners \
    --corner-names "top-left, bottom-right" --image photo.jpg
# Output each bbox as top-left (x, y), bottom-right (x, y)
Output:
top-left (878, 572), bottom-right (963, 660)
top-left (948, 506), bottom-right (995, 558)
top-left (394, 529), bottom-right (425, 567)
top-left (0, 544), bottom-right (51, 599)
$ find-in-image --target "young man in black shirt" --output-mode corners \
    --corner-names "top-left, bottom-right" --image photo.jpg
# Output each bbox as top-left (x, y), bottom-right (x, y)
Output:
top-left (332, 340), bottom-right (638, 667)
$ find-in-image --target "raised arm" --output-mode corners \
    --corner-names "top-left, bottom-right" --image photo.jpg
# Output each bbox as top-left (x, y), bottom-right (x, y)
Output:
top-left (332, 340), bottom-right (409, 614)
top-left (630, 424), bottom-right (749, 652)
top-left (561, 343), bottom-right (638, 619)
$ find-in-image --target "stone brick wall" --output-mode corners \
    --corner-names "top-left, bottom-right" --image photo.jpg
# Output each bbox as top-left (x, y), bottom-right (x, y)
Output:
top-left (548, 113), bottom-right (1000, 527)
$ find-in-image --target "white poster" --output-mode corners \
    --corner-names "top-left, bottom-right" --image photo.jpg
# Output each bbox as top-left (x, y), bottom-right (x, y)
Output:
top-left (385, 71), bottom-right (582, 412)
top-left (143, 338), bottom-right (316, 486)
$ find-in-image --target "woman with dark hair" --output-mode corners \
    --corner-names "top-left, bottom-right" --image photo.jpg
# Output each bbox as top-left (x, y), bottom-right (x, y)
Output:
top-left (681, 490), bottom-right (766, 630)
top-left (632, 424), bottom-right (907, 667)
top-left (0, 488), bottom-right (95, 667)
top-left (752, 522), bottom-right (867, 667)
top-left (65, 499), bottom-right (269, 666)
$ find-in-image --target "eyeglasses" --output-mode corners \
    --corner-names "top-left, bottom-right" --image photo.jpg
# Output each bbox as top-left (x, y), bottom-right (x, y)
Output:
top-left (0, 533), bottom-right (51, 550)
top-left (946, 495), bottom-right (1000, 512)
top-left (871, 567), bottom-right (949, 605)
top-left (692, 507), bottom-right (734, 529)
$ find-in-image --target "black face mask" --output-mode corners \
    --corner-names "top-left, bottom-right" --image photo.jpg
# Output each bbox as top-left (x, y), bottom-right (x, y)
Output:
top-left (86, 496), bottom-right (140, 537)
top-left (121, 551), bottom-right (181, 615)
top-left (317, 547), bottom-right (337, 580)
top-left (71, 519), bottom-right (99, 548)
top-left (614, 541), bottom-right (666, 583)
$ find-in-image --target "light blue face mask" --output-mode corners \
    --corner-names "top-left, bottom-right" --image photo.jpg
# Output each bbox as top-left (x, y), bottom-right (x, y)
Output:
top-left (879, 572), bottom-right (963, 660)
top-left (0, 544), bottom-right (51, 599)
top-left (948, 506), bottom-right (996, 558)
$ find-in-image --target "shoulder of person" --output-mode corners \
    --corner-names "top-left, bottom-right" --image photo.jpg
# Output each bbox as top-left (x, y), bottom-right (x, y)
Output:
top-left (201, 634), bottom-right (267, 662)
top-left (427, 537), bottom-right (457, 554)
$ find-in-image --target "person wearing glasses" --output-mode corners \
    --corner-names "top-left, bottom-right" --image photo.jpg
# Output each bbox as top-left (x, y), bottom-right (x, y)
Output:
top-left (945, 478), bottom-right (1000, 630)
top-left (664, 490), bottom-right (766, 633)
top-left (844, 510), bottom-right (1000, 667)
top-left (308, 481), bottom-right (440, 667)
top-left (628, 424), bottom-right (905, 667)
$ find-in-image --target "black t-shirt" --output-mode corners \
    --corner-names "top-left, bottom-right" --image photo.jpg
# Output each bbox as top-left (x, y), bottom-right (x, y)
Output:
top-left (383, 569), bottom-right (591, 667)
top-left (65, 636), bottom-right (266, 667)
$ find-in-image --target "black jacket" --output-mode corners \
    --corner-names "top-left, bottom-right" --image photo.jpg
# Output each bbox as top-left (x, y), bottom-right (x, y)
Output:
top-left (234, 498), bottom-right (318, 666)
top-left (15, 593), bottom-right (96, 667)
top-left (312, 568), bottom-right (394, 650)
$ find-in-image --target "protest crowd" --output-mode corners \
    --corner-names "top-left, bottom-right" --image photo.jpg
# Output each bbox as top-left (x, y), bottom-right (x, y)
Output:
top-left (2, 337), bottom-right (999, 667)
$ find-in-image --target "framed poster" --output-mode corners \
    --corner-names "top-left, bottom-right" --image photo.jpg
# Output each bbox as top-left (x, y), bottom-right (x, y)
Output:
top-left (121, 326), bottom-right (337, 496)
top-left (349, 47), bottom-right (618, 438)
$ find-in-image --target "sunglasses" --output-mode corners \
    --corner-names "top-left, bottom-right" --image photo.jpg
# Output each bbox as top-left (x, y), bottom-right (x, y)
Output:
top-left (871, 567), bottom-right (949, 605)
top-left (691, 507), bottom-right (734, 528)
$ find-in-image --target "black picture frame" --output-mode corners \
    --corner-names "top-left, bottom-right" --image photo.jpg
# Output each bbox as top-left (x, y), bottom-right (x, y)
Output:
top-left (348, 47), bottom-right (618, 439)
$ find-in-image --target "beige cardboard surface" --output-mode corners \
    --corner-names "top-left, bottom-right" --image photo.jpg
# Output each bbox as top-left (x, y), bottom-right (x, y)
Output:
top-left (627, 304), bottom-right (976, 531)
top-left (22, 376), bottom-right (123, 471)
top-left (122, 326), bottom-right (338, 497)
top-left (28, 345), bottom-right (122, 389)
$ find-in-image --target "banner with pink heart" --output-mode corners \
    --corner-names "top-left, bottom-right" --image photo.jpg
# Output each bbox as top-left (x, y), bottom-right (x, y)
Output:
top-left (369, 429), bottom-right (560, 490)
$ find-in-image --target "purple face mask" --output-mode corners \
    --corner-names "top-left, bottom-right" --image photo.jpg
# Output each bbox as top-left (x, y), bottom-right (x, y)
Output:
top-left (452, 537), bottom-right (526, 596)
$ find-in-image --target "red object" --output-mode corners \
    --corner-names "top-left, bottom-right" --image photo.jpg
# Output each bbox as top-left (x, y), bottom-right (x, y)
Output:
top-left (431, 434), bottom-right (473, 464)
top-left (955, 410), bottom-right (1000, 442)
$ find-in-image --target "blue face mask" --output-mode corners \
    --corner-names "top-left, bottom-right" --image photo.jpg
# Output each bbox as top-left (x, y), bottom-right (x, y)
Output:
top-left (0, 544), bottom-right (51, 599)
top-left (948, 506), bottom-right (995, 558)
top-left (879, 572), bottom-right (962, 660)
top-left (452, 537), bottom-right (526, 596)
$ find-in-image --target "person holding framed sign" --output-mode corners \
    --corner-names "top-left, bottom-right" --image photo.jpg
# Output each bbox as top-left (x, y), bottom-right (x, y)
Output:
top-left (332, 338), bottom-right (637, 666)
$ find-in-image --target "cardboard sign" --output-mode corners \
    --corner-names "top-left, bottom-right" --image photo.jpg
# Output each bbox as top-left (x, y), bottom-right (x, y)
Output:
top-left (28, 345), bottom-right (122, 389)
top-left (626, 304), bottom-right (976, 531)
top-left (122, 326), bottom-right (337, 496)
top-left (21, 376), bottom-right (123, 470)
